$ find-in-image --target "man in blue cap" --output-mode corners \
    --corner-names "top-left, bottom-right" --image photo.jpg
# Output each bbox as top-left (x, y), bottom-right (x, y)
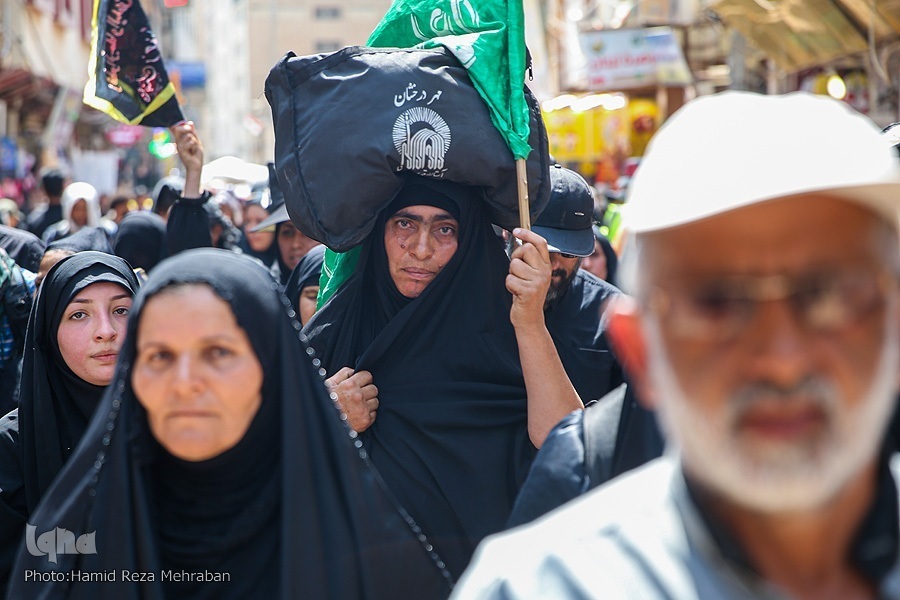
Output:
top-left (506, 166), bottom-right (664, 527)
top-left (533, 165), bottom-right (624, 405)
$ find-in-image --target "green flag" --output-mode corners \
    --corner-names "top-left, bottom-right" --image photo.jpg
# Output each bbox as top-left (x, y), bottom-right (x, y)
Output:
top-left (368, 0), bottom-right (531, 159)
top-left (317, 246), bottom-right (360, 308)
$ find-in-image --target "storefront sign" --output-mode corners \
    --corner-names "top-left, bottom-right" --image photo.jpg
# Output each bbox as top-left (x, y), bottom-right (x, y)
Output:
top-left (579, 27), bottom-right (692, 91)
top-left (105, 124), bottom-right (144, 148)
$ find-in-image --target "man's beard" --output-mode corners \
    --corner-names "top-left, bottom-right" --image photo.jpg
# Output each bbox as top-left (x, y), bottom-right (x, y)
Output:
top-left (647, 307), bottom-right (899, 514)
top-left (545, 260), bottom-right (581, 309)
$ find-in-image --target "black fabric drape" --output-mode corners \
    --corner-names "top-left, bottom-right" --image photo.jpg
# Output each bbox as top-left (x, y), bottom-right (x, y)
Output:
top-left (166, 192), bottom-right (212, 256)
top-left (284, 244), bottom-right (324, 313)
top-left (0, 410), bottom-right (24, 597)
top-left (304, 177), bottom-right (536, 579)
top-left (0, 225), bottom-right (44, 273)
top-left (47, 226), bottom-right (113, 254)
top-left (9, 248), bottom-right (452, 600)
top-left (114, 211), bottom-right (167, 271)
top-left (17, 251), bottom-right (139, 511)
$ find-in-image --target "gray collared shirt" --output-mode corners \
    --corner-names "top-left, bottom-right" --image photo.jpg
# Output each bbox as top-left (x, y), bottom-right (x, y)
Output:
top-left (452, 455), bottom-right (900, 599)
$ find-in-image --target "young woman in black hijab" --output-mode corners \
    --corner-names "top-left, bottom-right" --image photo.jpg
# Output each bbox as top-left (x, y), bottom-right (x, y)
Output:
top-left (285, 243), bottom-right (325, 325)
top-left (0, 252), bottom-right (139, 594)
top-left (304, 176), bottom-right (582, 578)
top-left (9, 249), bottom-right (452, 600)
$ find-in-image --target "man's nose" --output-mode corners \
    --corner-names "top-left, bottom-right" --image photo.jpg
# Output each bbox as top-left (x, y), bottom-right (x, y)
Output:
top-left (743, 298), bottom-right (814, 389)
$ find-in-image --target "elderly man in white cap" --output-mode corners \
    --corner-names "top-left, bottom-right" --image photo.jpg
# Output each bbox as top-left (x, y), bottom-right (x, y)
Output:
top-left (452, 91), bottom-right (900, 599)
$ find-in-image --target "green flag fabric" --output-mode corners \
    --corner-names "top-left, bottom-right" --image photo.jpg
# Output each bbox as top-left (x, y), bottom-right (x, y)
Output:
top-left (317, 246), bottom-right (360, 308)
top-left (368, 0), bottom-right (531, 159)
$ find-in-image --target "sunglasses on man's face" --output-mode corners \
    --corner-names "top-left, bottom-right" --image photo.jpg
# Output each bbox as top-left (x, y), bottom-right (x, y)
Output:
top-left (551, 252), bottom-right (579, 259)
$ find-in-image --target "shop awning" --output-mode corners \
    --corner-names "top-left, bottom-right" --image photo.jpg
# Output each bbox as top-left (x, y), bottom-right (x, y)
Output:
top-left (708, 0), bottom-right (900, 71)
top-left (0, 68), bottom-right (57, 105)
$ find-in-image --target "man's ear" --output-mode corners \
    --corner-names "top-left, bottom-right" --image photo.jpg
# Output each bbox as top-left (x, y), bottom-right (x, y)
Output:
top-left (606, 295), bottom-right (657, 410)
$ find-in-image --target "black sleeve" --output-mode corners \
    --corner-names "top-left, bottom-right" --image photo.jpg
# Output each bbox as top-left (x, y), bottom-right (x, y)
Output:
top-left (505, 410), bottom-right (589, 528)
top-left (2, 262), bottom-right (34, 346)
top-left (0, 410), bottom-right (27, 598)
top-left (609, 385), bottom-right (665, 479)
top-left (166, 191), bottom-right (212, 256)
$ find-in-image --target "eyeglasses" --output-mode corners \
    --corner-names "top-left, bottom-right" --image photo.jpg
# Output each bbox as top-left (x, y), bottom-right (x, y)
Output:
top-left (551, 252), bottom-right (579, 259)
top-left (644, 268), bottom-right (897, 342)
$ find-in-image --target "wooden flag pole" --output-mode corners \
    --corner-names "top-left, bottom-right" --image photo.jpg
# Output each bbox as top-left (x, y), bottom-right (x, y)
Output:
top-left (516, 157), bottom-right (530, 230)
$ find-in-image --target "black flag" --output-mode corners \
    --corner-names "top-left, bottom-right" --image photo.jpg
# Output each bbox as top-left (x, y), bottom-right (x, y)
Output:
top-left (83, 0), bottom-right (184, 127)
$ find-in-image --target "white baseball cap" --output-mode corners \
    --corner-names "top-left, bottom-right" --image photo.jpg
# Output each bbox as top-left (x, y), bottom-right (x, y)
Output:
top-left (624, 92), bottom-right (900, 233)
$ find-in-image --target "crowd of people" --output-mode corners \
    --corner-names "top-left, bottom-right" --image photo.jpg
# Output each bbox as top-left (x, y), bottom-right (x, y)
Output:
top-left (0, 89), bottom-right (895, 600)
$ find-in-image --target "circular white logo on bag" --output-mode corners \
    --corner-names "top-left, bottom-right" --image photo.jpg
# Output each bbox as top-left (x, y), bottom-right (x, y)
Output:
top-left (392, 107), bottom-right (452, 177)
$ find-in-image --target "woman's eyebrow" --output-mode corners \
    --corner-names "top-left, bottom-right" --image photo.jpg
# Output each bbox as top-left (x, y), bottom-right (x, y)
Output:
top-left (392, 211), bottom-right (456, 224)
top-left (69, 293), bottom-right (131, 304)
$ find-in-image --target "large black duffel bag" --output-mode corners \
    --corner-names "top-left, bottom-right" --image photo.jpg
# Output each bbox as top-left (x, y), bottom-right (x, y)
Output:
top-left (265, 45), bottom-right (551, 252)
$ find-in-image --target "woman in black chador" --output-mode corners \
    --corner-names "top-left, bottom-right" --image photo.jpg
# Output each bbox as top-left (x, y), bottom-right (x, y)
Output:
top-left (285, 243), bottom-right (325, 326)
top-left (304, 176), bottom-right (582, 578)
top-left (8, 249), bottom-right (451, 600)
top-left (0, 252), bottom-right (139, 594)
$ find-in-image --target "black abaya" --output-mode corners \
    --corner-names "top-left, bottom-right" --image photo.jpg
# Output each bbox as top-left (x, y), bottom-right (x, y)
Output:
top-left (9, 248), bottom-right (452, 600)
top-left (0, 252), bottom-right (138, 595)
top-left (17, 251), bottom-right (140, 509)
top-left (304, 177), bottom-right (536, 579)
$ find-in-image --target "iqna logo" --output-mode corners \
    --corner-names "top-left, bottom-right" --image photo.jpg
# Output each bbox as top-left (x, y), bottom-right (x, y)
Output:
top-left (25, 525), bottom-right (97, 564)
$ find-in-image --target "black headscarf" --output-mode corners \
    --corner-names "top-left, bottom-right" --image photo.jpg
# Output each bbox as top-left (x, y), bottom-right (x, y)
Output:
top-left (17, 251), bottom-right (139, 511)
top-left (114, 211), bottom-right (167, 271)
top-left (47, 226), bottom-right (113, 255)
top-left (304, 176), bottom-right (536, 579)
top-left (284, 244), bottom-right (325, 314)
top-left (272, 221), bottom-right (294, 286)
top-left (0, 225), bottom-right (44, 273)
top-left (166, 192), bottom-right (213, 256)
top-left (150, 176), bottom-right (183, 216)
top-left (10, 248), bottom-right (452, 600)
